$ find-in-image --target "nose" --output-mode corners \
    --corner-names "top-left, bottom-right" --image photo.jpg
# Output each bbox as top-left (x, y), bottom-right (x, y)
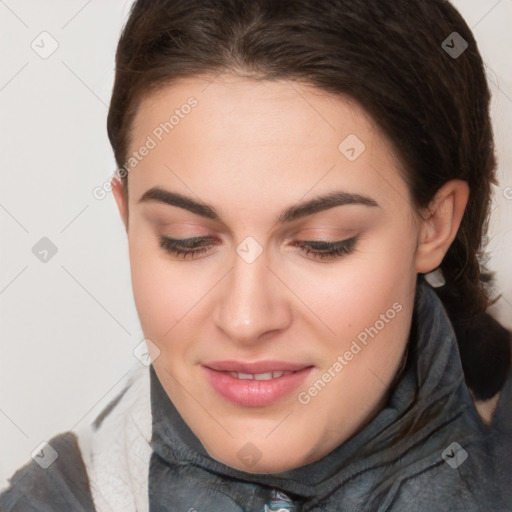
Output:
top-left (213, 248), bottom-right (292, 345)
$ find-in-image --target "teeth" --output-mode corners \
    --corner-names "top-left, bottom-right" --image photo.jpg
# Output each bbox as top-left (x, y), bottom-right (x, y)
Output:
top-left (272, 371), bottom-right (293, 379)
top-left (254, 372), bottom-right (273, 380)
top-left (237, 372), bottom-right (254, 380)
top-left (227, 370), bottom-right (293, 380)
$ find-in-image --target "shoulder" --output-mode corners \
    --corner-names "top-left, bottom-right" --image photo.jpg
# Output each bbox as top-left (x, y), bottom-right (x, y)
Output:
top-left (389, 371), bottom-right (512, 511)
top-left (0, 432), bottom-right (96, 512)
top-left (0, 365), bottom-right (152, 512)
top-left (474, 365), bottom-right (512, 473)
top-left (471, 344), bottom-right (512, 429)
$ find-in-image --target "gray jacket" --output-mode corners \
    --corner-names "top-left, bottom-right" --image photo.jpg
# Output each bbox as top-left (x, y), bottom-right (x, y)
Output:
top-left (1, 280), bottom-right (511, 511)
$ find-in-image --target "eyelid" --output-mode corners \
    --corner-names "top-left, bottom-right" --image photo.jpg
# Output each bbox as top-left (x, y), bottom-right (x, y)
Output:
top-left (295, 238), bottom-right (355, 248)
top-left (159, 235), bottom-right (217, 260)
top-left (292, 236), bottom-right (356, 258)
top-left (291, 226), bottom-right (358, 239)
top-left (164, 235), bottom-right (212, 245)
top-left (160, 235), bottom-right (217, 249)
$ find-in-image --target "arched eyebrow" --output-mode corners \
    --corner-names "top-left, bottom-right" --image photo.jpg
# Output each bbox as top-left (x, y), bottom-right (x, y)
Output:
top-left (139, 187), bottom-right (379, 223)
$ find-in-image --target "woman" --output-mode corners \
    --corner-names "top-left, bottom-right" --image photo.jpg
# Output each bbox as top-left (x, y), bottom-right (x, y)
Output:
top-left (1, 0), bottom-right (510, 510)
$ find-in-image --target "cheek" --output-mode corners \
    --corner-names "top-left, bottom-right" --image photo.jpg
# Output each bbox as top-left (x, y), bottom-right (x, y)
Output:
top-left (290, 238), bottom-right (416, 432)
top-left (288, 230), bottom-right (417, 343)
top-left (128, 237), bottom-right (192, 341)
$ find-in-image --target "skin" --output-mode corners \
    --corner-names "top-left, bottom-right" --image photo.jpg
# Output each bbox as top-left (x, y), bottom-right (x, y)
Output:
top-left (112, 73), bottom-right (469, 473)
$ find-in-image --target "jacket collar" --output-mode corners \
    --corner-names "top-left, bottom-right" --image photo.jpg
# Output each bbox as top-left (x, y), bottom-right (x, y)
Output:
top-left (150, 277), bottom-right (482, 498)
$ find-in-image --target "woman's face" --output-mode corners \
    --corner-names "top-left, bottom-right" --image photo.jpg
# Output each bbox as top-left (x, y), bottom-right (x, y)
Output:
top-left (118, 74), bottom-right (423, 473)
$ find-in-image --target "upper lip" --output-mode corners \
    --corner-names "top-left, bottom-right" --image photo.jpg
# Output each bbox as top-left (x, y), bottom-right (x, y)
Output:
top-left (203, 360), bottom-right (312, 374)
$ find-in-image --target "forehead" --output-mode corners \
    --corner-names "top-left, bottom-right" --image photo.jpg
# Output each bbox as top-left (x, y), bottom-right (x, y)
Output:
top-left (132, 74), bottom-right (374, 152)
top-left (127, 74), bottom-right (409, 214)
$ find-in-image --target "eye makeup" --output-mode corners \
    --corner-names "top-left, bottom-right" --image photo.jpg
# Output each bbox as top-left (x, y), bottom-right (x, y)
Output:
top-left (159, 235), bottom-right (357, 261)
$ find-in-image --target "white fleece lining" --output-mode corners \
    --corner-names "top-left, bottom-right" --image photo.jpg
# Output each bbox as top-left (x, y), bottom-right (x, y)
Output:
top-left (74, 364), bottom-right (152, 512)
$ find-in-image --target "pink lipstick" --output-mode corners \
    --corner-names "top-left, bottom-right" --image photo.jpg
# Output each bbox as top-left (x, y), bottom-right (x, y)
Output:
top-left (202, 360), bottom-right (313, 407)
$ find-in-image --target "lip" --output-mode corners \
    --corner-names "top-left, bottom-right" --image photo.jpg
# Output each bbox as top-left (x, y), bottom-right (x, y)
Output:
top-left (204, 360), bottom-right (310, 374)
top-left (202, 360), bottom-right (313, 407)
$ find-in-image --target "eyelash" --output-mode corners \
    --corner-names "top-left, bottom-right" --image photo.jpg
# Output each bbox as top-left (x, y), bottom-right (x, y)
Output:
top-left (159, 235), bottom-right (357, 261)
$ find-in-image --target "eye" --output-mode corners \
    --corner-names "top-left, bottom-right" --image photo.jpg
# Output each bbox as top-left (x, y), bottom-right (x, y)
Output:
top-left (293, 237), bottom-right (357, 260)
top-left (159, 235), bottom-right (357, 261)
top-left (159, 235), bottom-right (218, 259)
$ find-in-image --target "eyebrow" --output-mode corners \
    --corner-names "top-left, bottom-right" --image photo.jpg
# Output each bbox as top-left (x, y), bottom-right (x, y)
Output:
top-left (139, 186), bottom-right (379, 223)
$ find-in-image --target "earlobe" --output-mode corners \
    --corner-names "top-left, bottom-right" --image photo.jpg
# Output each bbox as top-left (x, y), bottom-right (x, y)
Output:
top-left (415, 179), bottom-right (469, 274)
top-left (111, 177), bottom-right (128, 230)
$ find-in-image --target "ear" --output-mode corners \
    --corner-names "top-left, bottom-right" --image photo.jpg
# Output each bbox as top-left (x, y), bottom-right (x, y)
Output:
top-left (415, 179), bottom-right (469, 273)
top-left (111, 177), bottom-right (128, 230)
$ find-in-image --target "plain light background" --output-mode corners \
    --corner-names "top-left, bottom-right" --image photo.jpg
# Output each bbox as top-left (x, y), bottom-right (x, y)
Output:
top-left (0, 0), bottom-right (511, 486)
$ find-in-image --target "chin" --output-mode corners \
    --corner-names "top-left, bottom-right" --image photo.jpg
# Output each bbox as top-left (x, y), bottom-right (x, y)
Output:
top-left (203, 431), bottom-right (321, 475)
top-left (218, 450), bottom-right (307, 475)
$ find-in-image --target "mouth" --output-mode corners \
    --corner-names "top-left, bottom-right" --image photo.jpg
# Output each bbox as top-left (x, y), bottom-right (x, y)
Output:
top-left (202, 360), bottom-right (313, 407)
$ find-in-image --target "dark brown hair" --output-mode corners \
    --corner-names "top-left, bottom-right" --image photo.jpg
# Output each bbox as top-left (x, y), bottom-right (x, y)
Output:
top-left (107, 0), bottom-right (510, 397)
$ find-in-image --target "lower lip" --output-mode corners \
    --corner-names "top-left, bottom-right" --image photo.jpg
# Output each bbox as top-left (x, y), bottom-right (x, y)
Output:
top-left (202, 366), bottom-right (313, 407)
